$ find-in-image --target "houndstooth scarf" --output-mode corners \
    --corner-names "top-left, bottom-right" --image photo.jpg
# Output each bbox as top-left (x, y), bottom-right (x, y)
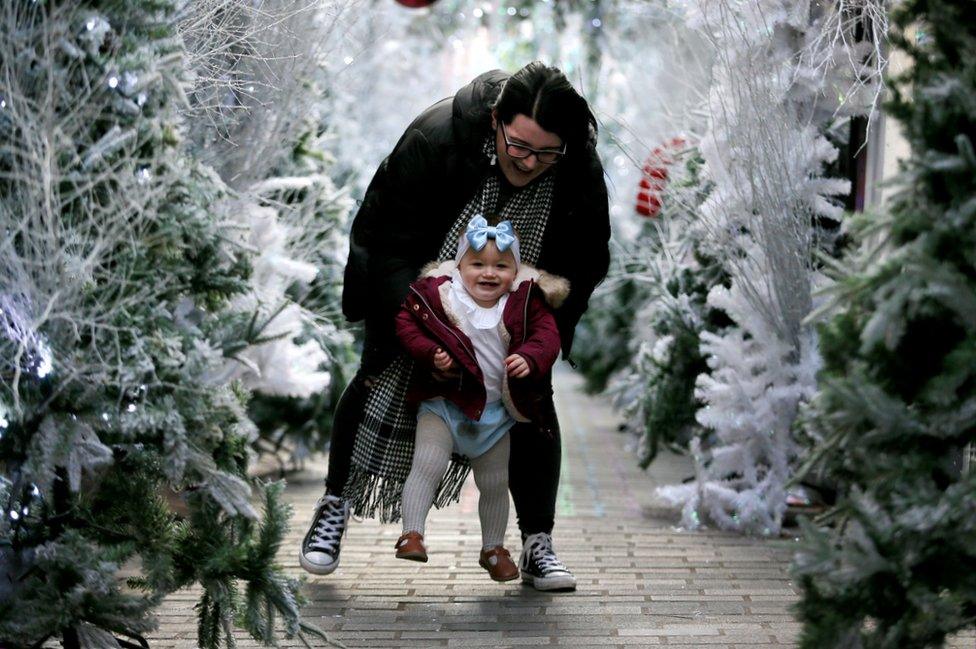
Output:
top-left (342, 137), bottom-right (555, 522)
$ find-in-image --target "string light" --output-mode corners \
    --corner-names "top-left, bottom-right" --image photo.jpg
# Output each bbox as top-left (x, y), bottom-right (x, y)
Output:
top-left (108, 76), bottom-right (119, 89)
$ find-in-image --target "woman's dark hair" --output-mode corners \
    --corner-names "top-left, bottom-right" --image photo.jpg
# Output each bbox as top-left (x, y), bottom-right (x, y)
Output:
top-left (493, 61), bottom-right (597, 157)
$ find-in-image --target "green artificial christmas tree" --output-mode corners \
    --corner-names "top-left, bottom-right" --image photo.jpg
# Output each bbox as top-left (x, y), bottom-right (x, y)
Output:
top-left (575, 147), bottom-right (709, 396)
top-left (627, 241), bottom-right (729, 468)
top-left (0, 2), bottom-right (310, 645)
top-left (577, 147), bottom-right (728, 466)
top-left (573, 276), bottom-right (651, 395)
top-left (794, 1), bottom-right (976, 646)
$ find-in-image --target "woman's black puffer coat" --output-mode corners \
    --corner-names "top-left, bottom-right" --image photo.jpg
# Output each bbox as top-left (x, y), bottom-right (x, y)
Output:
top-left (342, 69), bottom-right (610, 369)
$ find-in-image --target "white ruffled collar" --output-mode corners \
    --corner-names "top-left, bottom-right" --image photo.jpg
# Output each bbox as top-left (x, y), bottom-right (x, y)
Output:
top-left (449, 269), bottom-right (508, 330)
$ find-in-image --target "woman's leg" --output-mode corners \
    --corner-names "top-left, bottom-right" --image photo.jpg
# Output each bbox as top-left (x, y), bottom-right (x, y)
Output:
top-left (508, 394), bottom-right (575, 591)
top-left (400, 412), bottom-right (454, 536)
top-left (301, 332), bottom-right (397, 574)
top-left (324, 369), bottom-right (369, 495)
top-left (324, 331), bottom-right (396, 496)
top-left (302, 375), bottom-right (368, 574)
top-left (508, 396), bottom-right (561, 536)
top-left (469, 433), bottom-right (511, 549)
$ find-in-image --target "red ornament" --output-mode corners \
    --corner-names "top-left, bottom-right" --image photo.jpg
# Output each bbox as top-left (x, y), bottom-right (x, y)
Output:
top-left (635, 137), bottom-right (686, 218)
top-left (394, 0), bottom-right (439, 7)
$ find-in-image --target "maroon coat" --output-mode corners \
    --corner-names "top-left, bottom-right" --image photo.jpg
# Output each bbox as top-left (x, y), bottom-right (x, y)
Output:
top-left (395, 261), bottom-right (569, 426)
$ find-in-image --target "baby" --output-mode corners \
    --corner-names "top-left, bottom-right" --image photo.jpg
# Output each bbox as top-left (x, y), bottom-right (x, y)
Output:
top-left (394, 215), bottom-right (567, 582)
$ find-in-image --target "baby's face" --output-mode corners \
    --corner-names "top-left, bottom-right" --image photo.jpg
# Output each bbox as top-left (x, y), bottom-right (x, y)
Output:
top-left (457, 241), bottom-right (517, 307)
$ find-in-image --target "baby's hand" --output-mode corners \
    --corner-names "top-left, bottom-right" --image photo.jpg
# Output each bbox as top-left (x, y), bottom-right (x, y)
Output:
top-left (433, 348), bottom-right (455, 371)
top-left (505, 354), bottom-right (530, 378)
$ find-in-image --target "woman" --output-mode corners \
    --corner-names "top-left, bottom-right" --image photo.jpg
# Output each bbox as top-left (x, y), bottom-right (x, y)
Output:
top-left (299, 61), bottom-right (610, 591)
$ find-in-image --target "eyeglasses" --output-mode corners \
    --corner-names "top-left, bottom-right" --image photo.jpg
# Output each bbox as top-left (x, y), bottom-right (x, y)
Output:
top-left (499, 123), bottom-right (566, 164)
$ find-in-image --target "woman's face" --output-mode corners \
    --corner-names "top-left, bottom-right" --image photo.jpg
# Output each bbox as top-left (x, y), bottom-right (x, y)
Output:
top-left (492, 112), bottom-right (563, 188)
top-left (457, 241), bottom-right (518, 308)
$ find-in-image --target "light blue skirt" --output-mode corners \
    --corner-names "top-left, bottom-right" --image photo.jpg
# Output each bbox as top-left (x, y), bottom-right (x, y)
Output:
top-left (418, 398), bottom-right (515, 459)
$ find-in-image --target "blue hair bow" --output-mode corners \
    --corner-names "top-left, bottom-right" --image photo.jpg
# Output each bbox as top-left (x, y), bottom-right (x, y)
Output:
top-left (465, 216), bottom-right (516, 252)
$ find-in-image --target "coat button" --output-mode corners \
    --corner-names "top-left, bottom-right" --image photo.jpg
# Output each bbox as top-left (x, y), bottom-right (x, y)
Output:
top-left (422, 313), bottom-right (428, 320)
top-left (413, 304), bottom-right (420, 311)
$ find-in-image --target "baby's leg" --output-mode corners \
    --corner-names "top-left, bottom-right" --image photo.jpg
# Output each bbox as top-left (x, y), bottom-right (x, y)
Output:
top-left (470, 433), bottom-right (511, 549)
top-left (401, 412), bottom-right (454, 536)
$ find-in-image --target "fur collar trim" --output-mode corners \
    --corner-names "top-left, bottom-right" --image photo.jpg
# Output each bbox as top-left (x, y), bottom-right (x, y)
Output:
top-left (419, 260), bottom-right (570, 308)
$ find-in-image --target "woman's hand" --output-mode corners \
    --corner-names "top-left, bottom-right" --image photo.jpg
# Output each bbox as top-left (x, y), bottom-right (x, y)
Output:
top-left (433, 348), bottom-right (455, 371)
top-left (505, 354), bottom-right (530, 378)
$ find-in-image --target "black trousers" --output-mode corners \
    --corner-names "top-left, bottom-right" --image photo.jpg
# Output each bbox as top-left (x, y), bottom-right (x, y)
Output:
top-left (325, 348), bottom-right (562, 536)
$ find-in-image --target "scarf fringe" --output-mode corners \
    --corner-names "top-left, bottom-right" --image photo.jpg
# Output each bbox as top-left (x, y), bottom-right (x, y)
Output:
top-left (342, 458), bottom-right (471, 524)
top-left (433, 456), bottom-right (472, 509)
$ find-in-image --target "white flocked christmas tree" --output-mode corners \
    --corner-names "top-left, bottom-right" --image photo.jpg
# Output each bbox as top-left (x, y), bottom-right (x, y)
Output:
top-left (655, 0), bottom-right (886, 535)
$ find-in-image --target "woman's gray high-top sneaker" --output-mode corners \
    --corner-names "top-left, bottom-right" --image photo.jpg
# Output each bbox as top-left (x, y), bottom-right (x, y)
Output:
top-left (299, 494), bottom-right (350, 575)
top-left (519, 531), bottom-right (577, 591)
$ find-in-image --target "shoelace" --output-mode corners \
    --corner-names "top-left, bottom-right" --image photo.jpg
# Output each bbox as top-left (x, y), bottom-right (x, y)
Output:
top-left (307, 501), bottom-right (347, 553)
top-left (529, 536), bottom-right (568, 574)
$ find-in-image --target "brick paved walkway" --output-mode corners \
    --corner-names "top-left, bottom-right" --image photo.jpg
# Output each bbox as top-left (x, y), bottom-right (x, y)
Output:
top-left (149, 367), bottom-right (976, 648)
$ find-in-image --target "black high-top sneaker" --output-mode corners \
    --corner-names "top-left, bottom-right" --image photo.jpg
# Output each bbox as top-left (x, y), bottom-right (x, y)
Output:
top-left (519, 532), bottom-right (577, 591)
top-left (299, 494), bottom-right (350, 575)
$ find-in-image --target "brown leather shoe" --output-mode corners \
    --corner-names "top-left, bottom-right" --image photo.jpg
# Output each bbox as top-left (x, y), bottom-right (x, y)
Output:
top-left (394, 531), bottom-right (428, 562)
top-left (479, 546), bottom-right (519, 582)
